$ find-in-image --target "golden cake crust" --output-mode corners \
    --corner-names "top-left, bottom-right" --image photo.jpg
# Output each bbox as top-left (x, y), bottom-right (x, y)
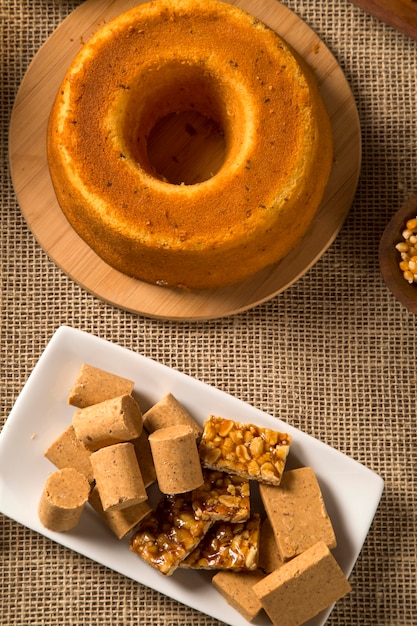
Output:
top-left (47, 0), bottom-right (333, 290)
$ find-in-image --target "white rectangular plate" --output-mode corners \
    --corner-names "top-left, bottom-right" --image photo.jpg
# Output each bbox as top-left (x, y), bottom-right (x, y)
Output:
top-left (0, 326), bottom-right (383, 626)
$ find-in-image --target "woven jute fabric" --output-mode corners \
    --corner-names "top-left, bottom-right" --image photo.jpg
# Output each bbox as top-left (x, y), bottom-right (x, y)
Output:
top-left (1, 1), bottom-right (417, 624)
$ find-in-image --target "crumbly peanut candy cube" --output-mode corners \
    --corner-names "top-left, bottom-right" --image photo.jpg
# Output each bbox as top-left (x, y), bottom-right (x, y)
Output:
top-left (44, 424), bottom-right (94, 483)
top-left (258, 517), bottom-right (285, 574)
top-left (212, 569), bottom-right (265, 622)
top-left (252, 541), bottom-right (351, 626)
top-left (192, 469), bottom-right (250, 523)
top-left (259, 467), bottom-right (336, 561)
top-left (89, 485), bottom-right (152, 539)
top-left (143, 392), bottom-right (202, 438)
top-left (91, 442), bottom-right (147, 511)
top-left (68, 363), bottom-right (134, 408)
top-left (181, 514), bottom-right (261, 570)
top-left (38, 468), bottom-right (91, 532)
top-left (198, 416), bottom-right (291, 485)
top-left (72, 394), bottom-right (143, 452)
top-left (130, 493), bottom-right (212, 575)
top-left (131, 430), bottom-right (156, 488)
top-left (149, 424), bottom-right (203, 494)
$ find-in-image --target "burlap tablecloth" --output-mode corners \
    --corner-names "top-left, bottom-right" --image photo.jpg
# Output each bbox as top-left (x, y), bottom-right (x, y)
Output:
top-left (1, 1), bottom-right (416, 624)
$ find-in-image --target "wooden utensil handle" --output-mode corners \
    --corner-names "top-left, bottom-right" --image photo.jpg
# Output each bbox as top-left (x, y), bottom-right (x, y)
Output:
top-left (349, 0), bottom-right (417, 40)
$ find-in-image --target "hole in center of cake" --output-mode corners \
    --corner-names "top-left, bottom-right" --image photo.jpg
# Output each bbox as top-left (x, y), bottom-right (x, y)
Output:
top-left (146, 109), bottom-right (226, 185)
top-left (121, 60), bottom-right (233, 186)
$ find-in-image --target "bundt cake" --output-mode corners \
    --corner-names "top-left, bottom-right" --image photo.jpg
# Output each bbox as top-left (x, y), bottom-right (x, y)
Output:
top-left (47, 0), bottom-right (333, 290)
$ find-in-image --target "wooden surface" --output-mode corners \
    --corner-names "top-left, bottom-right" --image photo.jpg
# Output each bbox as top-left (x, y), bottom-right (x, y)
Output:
top-left (349, 0), bottom-right (417, 39)
top-left (9, 0), bottom-right (361, 320)
top-left (379, 195), bottom-right (417, 314)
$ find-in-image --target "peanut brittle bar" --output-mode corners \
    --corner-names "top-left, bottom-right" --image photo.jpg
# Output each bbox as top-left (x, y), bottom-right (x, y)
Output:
top-left (198, 416), bottom-right (291, 486)
top-left (181, 514), bottom-right (261, 571)
top-left (192, 469), bottom-right (250, 523)
top-left (130, 493), bottom-right (212, 575)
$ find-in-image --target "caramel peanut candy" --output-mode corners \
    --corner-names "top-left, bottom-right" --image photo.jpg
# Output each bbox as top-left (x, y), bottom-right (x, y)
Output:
top-left (44, 424), bottom-right (94, 483)
top-left (72, 394), bottom-right (143, 452)
top-left (192, 469), bottom-right (250, 523)
top-left (130, 493), bottom-right (212, 576)
top-left (212, 569), bottom-right (265, 622)
top-left (90, 442), bottom-right (147, 511)
top-left (88, 485), bottom-right (152, 539)
top-left (131, 430), bottom-right (156, 488)
top-left (198, 416), bottom-right (291, 486)
top-left (148, 424), bottom-right (203, 494)
top-left (181, 514), bottom-right (261, 571)
top-left (259, 467), bottom-right (336, 561)
top-left (38, 468), bottom-right (91, 532)
top-left (68, 363), bottom-right (134, 408)
top-left (143, 393), bottom-right (202, 438)
top-left (253, 541), bottom-right (351, 626)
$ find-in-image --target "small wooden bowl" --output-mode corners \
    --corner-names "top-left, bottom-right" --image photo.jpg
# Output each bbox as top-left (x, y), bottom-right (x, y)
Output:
top-left (379, 195), bottom-right (417, 314)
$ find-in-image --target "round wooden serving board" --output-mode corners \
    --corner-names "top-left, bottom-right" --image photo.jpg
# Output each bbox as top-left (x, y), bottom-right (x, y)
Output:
top-left (9, 0), bottom-right (361, 320)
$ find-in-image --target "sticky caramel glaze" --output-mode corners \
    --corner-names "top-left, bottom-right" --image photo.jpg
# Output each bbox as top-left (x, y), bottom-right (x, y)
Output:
top-left (47, 0), bottom-right (333, 290)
